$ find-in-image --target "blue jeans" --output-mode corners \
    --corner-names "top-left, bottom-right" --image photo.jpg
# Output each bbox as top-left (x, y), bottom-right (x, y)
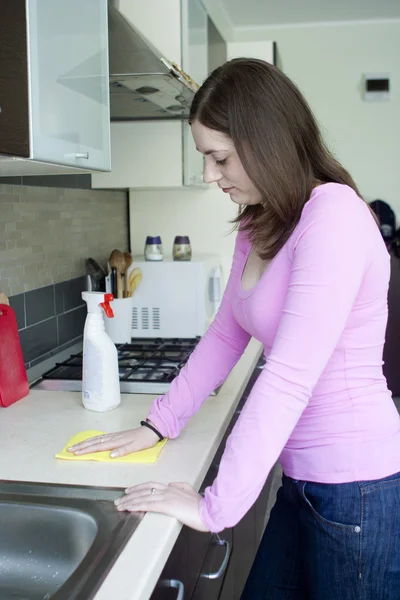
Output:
top-left (241, 471), bottom-right (400, 599)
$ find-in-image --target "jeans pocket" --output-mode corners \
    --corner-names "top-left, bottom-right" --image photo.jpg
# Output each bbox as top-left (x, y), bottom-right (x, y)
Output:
top-left (301, 481), bottom-right (361, 531)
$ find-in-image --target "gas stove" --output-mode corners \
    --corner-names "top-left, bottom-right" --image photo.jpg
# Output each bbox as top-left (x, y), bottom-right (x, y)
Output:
top-left (31, 337), bottom-right (219, 395)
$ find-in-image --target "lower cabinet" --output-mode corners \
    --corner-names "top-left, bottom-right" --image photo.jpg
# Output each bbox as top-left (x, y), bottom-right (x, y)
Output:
top-left (150, 468), bottom-right (234, 600)
top-left (151, 357), bottom-right (278, 599)
top-left (150, 477), bottom-right (273, 600)
top-left (190, 529), bottom-right (233, 600)
top-left (150, 525), bottom-right (211, 600)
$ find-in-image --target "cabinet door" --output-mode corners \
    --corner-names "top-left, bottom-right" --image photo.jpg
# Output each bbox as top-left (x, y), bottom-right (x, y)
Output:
top-left (183, 122), bottom-right (206, 187)
top-left (182, 0), bottom-right (208, 187)
top-left (91, 121), bottom-right (183, 189)
top-left (182, 0), bottom-right (208, 87)
top-left (27, 0), bottom-right (110, 171)
top-left (0, 1), bottom-right (30, 158)
top-left (150, 526), bottom-right (211, 600)
top-left (191, 530), bottom-right (233, 600)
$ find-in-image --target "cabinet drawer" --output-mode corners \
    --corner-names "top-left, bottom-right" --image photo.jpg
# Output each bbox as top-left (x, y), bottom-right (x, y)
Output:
top-left (150, 526), bottom-right (210, 600)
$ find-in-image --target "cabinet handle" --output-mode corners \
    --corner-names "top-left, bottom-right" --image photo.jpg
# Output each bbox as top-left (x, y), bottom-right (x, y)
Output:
top-left (75, 152), bottom-right (89, 159)
top-left (200, 537), bottom-right (231, 580)
top-left (158, 578), bottom-right (184, 600)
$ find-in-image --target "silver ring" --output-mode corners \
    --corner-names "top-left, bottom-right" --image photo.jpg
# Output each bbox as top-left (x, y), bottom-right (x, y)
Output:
top-left (150, 487), bottom-right (156, 495)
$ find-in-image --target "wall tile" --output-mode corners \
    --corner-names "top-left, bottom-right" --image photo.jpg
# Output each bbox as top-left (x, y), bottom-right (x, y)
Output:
top-left (55, 283), bottom-right (64, 315)
top-left (25, 285), bottom-right (55, 326)
top-left (2, 182), bottom-right (128, 364)
top-left (19, 318), bottom-right (58, 364)
top-left (0, 184), bottom-right (128, 296)
top-left (63, 277), bottom-right (86, 311)
top-left (8, 293), bottom-right (25, 329)
top-left (58, 306), bottom-right (86, 346)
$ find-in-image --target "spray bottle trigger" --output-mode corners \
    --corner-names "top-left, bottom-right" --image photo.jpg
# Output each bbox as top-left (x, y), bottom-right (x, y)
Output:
top-left (100, 293), bottom-right (114, 318)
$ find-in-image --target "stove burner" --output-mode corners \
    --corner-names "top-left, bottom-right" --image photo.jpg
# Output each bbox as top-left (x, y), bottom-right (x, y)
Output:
top-left (32, 338), bottom-right (212, 395)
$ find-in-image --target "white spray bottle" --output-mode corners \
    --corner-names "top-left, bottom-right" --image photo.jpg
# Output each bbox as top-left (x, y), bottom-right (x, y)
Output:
top-left (81, 292), bottom-right (121, 412)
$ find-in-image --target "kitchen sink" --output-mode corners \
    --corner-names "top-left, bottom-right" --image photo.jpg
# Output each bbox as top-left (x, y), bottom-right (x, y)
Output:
top-left (0, 480), bottom-right (144, 600)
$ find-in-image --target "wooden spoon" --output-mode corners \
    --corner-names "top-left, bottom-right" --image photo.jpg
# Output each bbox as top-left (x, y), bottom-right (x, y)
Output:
top-left (0, 292), bottom-right (10, 306)
top-left (0, 292), bottom-right (9, 316)
top-left (123, 252), bottom-right (133, 298)
top-left (109, 249), bottom-right (125, 299)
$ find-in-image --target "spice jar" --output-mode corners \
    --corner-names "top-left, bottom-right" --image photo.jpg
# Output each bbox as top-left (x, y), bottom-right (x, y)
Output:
top-left (144, 236), bottom-right (163, 261)
top-left (173, 236), bottom-right (192, 261)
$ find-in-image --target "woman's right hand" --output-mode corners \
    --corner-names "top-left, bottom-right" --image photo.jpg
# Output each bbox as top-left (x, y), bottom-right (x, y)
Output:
top-left (67, 425), bottom-right (160, 458)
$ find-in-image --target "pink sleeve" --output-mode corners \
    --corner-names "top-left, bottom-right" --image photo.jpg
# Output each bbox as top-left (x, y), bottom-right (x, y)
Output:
top-left (199, 189), bottom-right (373, 532)
top-left (147, 230), bottom-right (251, 438)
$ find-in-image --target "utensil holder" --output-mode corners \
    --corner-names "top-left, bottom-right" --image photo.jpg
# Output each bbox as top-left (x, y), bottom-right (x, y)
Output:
top-left (104, 297), bottom-right (133, 344)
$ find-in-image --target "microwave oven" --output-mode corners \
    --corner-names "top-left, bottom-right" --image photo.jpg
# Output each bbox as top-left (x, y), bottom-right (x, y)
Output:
top-left (128, 255), bottom-right (223, 338)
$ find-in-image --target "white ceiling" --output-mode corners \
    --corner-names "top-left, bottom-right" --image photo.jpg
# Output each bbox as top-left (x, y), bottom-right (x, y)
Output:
top-left (218, 0), bottom-right (400, 29)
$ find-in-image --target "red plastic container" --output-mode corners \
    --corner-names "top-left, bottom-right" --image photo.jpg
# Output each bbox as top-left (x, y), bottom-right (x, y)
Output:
top-left (0, 303), bottom-right (29, 407)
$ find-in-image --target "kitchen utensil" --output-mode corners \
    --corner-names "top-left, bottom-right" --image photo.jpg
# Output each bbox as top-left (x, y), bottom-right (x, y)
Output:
top-left (109, 249), bottom-right (125, 299)
top-left (144, 236), bottom-right (163, 261)
top-left (85, 258), bottom-right (106, 279)
top-left (84, 274), bottom-right (95, 292)
top-left (0, 299), bottom-right (29, 407)
top-left (110, 267), bottom-right (118, 298)
top-left (123, 252), bottom-right (133, 297)
top-left (56, 430), bottom-right (167, 463)
top-left (173, 235), bottom-right (192, 261)
top-left (128, 267), bottom-right (143, 297)
top-left (105, 272), bottom-right (112, 294)
top-left (0, 293), bottom-right (9, 307)
top-left (85, 258), bottom-right (107, 292)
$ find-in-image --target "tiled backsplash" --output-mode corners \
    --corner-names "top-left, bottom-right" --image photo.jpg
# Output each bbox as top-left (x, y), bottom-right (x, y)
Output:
top-left (0, 183), bottom-right (128, 296)
top-left (9, 277), bottom-right (86, 367)
top-left (0, 183), bottom-right (129, 366)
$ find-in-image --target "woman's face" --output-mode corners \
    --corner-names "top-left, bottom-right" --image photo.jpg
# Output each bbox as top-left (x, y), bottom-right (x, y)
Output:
top-left (191, 120), bottom-right (262, 206)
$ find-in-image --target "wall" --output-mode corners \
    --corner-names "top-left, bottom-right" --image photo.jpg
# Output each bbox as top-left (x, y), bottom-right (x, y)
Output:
top-left (129, 186), bottom-right (238, 283)
top-left (0, 184), bottom-right (128, 366)
top-left (227, 40), bottom-right (275, 62)
top-left (233, 20), bottom-right (400, 216)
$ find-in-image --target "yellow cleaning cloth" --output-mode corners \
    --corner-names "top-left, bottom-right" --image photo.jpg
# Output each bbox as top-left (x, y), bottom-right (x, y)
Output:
top-left (55, 430), bottom-right (167, 463)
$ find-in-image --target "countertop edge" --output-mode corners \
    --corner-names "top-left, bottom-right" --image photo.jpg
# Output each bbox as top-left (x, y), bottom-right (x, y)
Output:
top-left (94, 339), bottom-right (263, 600)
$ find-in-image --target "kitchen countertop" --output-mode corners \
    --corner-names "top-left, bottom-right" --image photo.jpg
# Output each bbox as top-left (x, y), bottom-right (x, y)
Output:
top-left (0, 338), bottom-right (262, 600)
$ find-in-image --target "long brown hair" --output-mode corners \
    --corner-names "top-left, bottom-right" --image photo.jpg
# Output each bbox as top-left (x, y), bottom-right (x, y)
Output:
top-left (189, 58), bottom-right (363, 259)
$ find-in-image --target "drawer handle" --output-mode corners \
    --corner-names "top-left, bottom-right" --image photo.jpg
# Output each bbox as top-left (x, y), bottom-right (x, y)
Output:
top-left (201, 537), bottom-right (231, 580)
top-left (159, 578), bottom-right (184, 600)
top-left (75, 152), bottom-right (89, 159)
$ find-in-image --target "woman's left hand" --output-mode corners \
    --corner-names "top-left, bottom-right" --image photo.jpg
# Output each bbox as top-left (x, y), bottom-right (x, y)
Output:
top-left (114, 481), bottom-right (209, 532)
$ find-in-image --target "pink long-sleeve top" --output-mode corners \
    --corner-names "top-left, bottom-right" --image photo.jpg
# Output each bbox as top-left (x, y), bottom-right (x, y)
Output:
top-left (148, 183), bottom-right (400, 533)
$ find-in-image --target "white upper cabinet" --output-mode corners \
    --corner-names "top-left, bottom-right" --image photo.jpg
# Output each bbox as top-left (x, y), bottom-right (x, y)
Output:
top-left (182, 0), bottom-right (208, 186)
top-left (182, 0), bottom-right (208, 86)
top-left (92, 121), bottom-right (184, 189)
top-left (92, 0), bottom-right (216, 190)
top-left (0, 0), bottom-right (110, 174)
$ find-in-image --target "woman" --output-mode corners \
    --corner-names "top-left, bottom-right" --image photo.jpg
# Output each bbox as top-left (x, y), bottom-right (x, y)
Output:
top-left (69, 59), bottom-right (400, 598)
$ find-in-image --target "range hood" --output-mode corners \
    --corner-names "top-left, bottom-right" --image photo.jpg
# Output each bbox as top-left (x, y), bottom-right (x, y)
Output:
top-left (108, 2), bottom-right (198, 121)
